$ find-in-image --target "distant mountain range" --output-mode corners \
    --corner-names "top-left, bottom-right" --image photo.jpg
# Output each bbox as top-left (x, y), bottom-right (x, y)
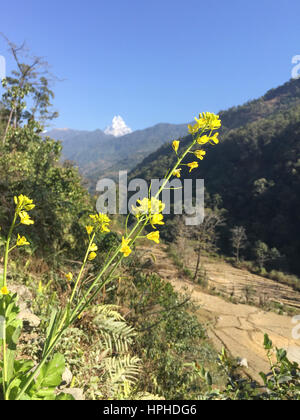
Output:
top-left (46, 119), bottom-right (189, 187)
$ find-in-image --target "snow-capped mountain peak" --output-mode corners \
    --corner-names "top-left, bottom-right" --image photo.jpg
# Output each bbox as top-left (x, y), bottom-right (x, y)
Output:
top-left (104, 115), bottom-right (132, 137)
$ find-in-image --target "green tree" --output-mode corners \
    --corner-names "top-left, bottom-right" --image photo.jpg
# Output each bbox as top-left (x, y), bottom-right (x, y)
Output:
top-left (0, 39), bottom-right (92, 261)
top-left (254, 241), bottom-right (281, 270)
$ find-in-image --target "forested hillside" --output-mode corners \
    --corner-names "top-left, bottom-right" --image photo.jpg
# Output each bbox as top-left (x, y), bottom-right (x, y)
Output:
top-left (131, 79), bottom-right (300, 275)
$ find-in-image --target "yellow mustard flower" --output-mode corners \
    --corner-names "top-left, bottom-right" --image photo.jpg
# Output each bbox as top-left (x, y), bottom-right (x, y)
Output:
top-left (120, 237), bottom-right (132, 258)
top-left (134, 197), bottom-right (152, 215)
top-left (19, 211), bottom-right (34, 225)
top-left (65, 272), bottom-right (73, 282)
top-left (194, 150), bottom-right (206, 160)
top-left (210, 132), bottom-right (219, 144)
top-left (187, 162), bottom-right (199, 173)
top-left (14, 195), bottom-right (35, 212)
top-left (150, 197), bottom-right (165, 214)
top-left (196, 135), bottom-right (210, 145)
top-left (16, 234), bottom-right (30, 247)
top-left (207, 113), bottom-right (221, 130)
top-left (132, 198), bottom-right (149, 216)
top-left (172, 169), bottom-right (182, 178)
top-left (0, 286), bottom-right (9, 295)
top-left (89, 243), bottom-right (98, 252)
top-left (194, 117), bottom-right (207, 131)
top-left (189, 113), bottom-right (221, 135)
top-left (147, 231), bottom-right (160, 244)
top-left (89, 213), bottom-right (111, 233)
top-left (89, 213), bottom-right (110, 225)
top-left (150, 213), bottom-right (164, 229)
top-left (188, 123), bottom-right (200, 135)
top-left (195, 112), bottom-right (221, 131)
top-left (88, 252), bottom-right (97, 261)
top-left (86, 225), bottom-right (93, 235)
top-left (101, 224), bottom-right (110, 233)
top-left (197, 132), bottom-right (220, 145)
top-left (132, 197), bottom-right (165, 217)
top-left (172, 140), bottom-right (180, 153)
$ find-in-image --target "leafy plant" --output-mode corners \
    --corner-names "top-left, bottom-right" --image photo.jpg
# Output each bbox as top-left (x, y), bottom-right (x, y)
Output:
top-left (200, 336), bottom-right (300, 400)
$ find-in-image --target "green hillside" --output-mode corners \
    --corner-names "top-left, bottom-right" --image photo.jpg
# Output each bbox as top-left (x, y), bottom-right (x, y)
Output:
top-left (130, 78), bottom-right (300, 275)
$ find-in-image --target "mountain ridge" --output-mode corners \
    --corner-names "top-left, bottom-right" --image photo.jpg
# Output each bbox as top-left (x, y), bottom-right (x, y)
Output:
top-left (46, 121), bottom-right (189, 185)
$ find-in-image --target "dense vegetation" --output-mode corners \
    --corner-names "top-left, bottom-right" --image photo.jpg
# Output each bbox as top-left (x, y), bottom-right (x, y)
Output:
top-left (131, 79), bottom-right (300, 277)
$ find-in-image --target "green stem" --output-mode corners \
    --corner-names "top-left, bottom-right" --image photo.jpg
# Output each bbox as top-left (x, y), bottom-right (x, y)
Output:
top-left (70, 217), bottom-right (145, 321)
top-left (69, 233), bottom-right (95, 305)
top-left (71, 219), bottom-right (147, 323)
top-left (267, 350), bottom-right (278, 387)
top-left (2, 212), bottom-right (17, 400)
top-left (2, 318), bottom-right (7, 400)
top-left (2, 213), bottom-right (17, 288)
top-left (54, 233), bottom-right (96, 343)
top-left (154, 132), bottom-right (200, 200)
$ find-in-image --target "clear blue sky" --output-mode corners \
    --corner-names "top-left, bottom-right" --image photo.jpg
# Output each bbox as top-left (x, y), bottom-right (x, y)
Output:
top-left (1, 0), bottom-right (300, 131)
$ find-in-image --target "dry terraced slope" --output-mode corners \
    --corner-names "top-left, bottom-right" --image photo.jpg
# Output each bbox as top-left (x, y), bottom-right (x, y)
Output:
top-left (138, 245), bottom-right (300, 382)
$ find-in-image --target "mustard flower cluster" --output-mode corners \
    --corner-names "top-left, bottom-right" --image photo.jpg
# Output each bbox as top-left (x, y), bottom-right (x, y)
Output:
top-left (14, 194), bottom-right (35, 226)
top-left (171, 112), bottom-right (221, 177)
top-left (85, 213), bottom-right (111, 262)
top-left (14, 195), bottom-right (35, 246)
top-left (118, 197), bottom-right (166, 257)
top-left (1, 195), bottom-right (36, 296)
top-left (89, 213), bottom-right (111, 233)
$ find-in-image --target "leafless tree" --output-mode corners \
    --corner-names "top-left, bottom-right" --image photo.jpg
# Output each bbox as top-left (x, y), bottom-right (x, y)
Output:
top-left (231, 226), bottom-right (247, 263)
top-left (0, 34), bottom-right (58, 145)
top-left (193, 209), bottom-right (225, 282)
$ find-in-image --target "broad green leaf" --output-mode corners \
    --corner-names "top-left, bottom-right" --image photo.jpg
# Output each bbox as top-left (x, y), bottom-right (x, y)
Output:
top-left (35, 353), bottom-right (65, 389)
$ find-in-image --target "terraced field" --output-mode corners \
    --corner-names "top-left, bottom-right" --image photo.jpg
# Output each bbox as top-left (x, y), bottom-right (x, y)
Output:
top-left (138, 245), bottom-right (300, 381)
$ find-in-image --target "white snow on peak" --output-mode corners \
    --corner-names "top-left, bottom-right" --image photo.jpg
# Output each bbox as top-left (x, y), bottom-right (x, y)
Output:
top-left (104, 115), bottom-right (132, 137)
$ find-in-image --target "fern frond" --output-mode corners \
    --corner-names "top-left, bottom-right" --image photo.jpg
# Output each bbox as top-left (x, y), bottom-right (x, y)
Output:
top-left (105, 355), bottom-right (141, 385)
top-left (90, 304), bottom-right (125, 321)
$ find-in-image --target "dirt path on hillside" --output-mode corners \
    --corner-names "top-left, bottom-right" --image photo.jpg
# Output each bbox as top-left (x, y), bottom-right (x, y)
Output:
top-left (138, 246), bottom-right (300, 382)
